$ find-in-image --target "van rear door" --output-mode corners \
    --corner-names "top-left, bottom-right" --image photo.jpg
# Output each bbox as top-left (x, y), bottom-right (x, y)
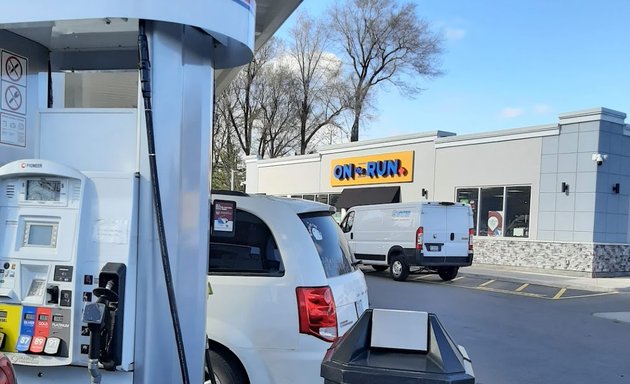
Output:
top-left (300, 213), bottom-right (369, 337)
top-left (421, 204), bottom-right (469, 258)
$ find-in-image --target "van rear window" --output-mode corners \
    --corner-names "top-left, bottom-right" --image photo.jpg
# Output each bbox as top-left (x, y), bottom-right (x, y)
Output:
top-left (300, 212), bottom-right (354, 278)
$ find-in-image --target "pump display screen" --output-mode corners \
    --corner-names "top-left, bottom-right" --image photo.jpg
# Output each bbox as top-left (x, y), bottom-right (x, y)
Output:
top-left (38, 314), bottom-right (49, 321)
top-left (0, 311), bottom-right (6, 319)
top-left (23, 222), bottom-right (58, 248)
top-left (24, 313), bottom-right (35, 321)
top-left (27, 224), bottom-right (54, 246)
top-left (26, 180), bottom-right (61, 202)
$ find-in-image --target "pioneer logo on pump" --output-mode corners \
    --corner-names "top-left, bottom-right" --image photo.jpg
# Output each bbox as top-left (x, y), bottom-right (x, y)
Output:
top-left (20, 163), bottom-right (43, 169)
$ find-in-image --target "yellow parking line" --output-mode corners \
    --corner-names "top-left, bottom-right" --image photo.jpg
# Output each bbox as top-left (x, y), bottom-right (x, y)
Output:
top-left (555, 292), bottom-right (616, 300)
top-left (552, 288), bottom-right (567, 300)
top-left (476, 286), bottom-right (544, 298)
top-left (412, 274), bottom-right (434, 280)
top-left (478, 279), bottom-right (495, 287)
top-left (515, 283), bottom-right (529, 292)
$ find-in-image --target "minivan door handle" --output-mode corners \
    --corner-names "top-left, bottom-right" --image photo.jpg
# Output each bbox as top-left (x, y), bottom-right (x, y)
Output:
top-left (350, 233), bottom-right (354, 240)
top-left (450, 233), bottom-right (455, 241)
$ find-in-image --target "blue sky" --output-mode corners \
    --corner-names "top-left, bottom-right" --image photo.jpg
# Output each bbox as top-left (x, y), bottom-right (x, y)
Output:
top-left (278, 0), bottom-right (630, 139)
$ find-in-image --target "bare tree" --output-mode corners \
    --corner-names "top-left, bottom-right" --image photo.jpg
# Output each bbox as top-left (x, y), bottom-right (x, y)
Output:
top-left (211, 100), bottom-right (244, 190)
top-left (329, 0), bottom-right (443, 141)
top-left (217, 39), bottom-right (279, 155)
top-left (257, 60), bottom-right (301, 158)
top-left (288, 12), bottom-right (350, 154)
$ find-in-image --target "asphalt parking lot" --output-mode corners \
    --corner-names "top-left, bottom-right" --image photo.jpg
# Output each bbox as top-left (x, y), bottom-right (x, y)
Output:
top-left (363, 268), bottom-right (618, 300)
top-left (365, 270), bottom-right (630, 384)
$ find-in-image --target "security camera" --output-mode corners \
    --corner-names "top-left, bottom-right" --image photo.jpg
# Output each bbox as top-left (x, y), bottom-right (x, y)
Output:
top-left (592, 153), bottom-right (608, 166)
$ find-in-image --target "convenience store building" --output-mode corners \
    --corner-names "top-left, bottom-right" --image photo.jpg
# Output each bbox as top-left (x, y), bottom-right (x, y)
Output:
top-left (245, 108), bottom-right (630, 277)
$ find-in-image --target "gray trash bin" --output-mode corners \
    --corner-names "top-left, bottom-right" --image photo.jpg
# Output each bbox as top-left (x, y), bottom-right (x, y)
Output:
top-left (321, 309), bottom-right (474, 384)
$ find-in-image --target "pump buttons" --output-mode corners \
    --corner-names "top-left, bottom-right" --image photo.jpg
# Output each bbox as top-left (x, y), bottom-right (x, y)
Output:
top-left (44, 337), bottom-right (61, 355)
top-left (29, 336), bottom-right (46, 353)
top-left (16, 335), bottom-right (31, 352)
top-left (47, 286), bottom-right (59, 304)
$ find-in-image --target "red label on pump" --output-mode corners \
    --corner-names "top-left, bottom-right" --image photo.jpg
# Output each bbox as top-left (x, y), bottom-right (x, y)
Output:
top-left (34, 308), bottom-right (51, 337)
top-left (30, 308), bottom-right (52, 353)
top-left (29, 335), bottom-right (46, 353)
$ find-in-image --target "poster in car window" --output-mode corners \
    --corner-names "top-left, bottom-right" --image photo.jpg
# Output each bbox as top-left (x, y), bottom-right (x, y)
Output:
top-left (212, 200), bottom-right (236, 237)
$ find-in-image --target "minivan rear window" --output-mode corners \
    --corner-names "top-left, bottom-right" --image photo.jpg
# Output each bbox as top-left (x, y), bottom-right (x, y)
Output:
top-left (209, 209), bottom-right (284, 276)
top-left (299, 212), bottom-right (354, 278)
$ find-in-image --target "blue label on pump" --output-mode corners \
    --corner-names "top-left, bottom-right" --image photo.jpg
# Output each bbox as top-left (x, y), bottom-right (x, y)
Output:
top-left (16, 335), bottom-right (31, 352)
top-left (16, 306), bottom-right (36, 352)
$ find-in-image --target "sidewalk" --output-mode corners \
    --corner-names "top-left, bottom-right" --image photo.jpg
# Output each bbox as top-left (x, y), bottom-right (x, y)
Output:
top-left (463, 264), bottom-right (630, 293)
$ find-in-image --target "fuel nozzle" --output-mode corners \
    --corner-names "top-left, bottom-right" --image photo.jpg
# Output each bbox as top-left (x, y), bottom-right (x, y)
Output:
top-left (84, 262), bottom-right (127, 379)
top-left (83, 280), bottom-right (116, 354)
top-left (82, 279), bottom-right (119, 382)
top-left (93, 280), bottom-right (119, 304)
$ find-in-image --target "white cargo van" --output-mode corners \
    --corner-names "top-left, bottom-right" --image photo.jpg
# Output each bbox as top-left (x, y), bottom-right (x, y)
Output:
top-left (340, 201), bottom-right (474, 281)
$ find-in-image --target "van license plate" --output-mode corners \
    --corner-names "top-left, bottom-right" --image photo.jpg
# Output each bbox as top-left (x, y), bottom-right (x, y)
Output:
top-left (427, 245), bottom-right (439, 252)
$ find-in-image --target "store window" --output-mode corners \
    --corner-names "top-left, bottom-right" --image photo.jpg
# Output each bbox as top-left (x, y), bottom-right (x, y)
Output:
top-left (329, 193), bottom-right (342, 222)
top-left (302, 194), bottom-right (315, 201)
top-left (505, 186), bottom-right (531, 237)
top-left (329, 193), bottom-right (340, 207)
top-left (456, 186), bottom-right (531, 238)
top-left (479, 187), bottom-right (504, 237)
top-left (317, 194), bottom-right (329, 204)
top-left (456, 189), bottom-right (479, 233)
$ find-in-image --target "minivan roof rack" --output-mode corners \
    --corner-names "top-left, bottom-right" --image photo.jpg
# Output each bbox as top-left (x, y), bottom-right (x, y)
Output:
top-left (211, 190), bottom-right (249, 197)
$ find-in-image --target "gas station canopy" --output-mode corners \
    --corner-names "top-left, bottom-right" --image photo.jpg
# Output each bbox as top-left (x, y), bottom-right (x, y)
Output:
top-left (0, 0), bottom-right (302, 86)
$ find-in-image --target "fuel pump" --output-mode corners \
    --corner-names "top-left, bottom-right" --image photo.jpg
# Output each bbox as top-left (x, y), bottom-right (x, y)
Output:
top-left (0, 1), bottom-right (293, 382)
top-left (0, 160), bottom-right (88, 368)
top-left (0, 159), bottom-right (138, 383)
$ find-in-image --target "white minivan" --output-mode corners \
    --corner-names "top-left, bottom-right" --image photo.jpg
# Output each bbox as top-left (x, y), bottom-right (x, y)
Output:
top-left (340, 201), bottom-right (474, 282)
top-left (205, 192), bottom-right (369, 384)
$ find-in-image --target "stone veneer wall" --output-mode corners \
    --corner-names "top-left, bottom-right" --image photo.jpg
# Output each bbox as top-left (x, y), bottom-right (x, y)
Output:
top-left (474, 237), bottom-right (630, 277)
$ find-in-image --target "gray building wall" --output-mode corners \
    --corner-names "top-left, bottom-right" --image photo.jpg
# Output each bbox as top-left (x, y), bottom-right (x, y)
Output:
top-left (597, 120), bottom-right (630, 244)
top-left (537, 108), bottom-right (630, 244)
top-left (256, 155), bottom-right (321, 195)
top-left (434, 135), bottom-right (546, 239)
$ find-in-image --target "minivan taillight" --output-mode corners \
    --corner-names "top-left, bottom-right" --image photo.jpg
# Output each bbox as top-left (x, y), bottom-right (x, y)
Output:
top-left (468, 228), bottom-right (474, 253)
top-left (416, 227), bottom-right (424, 251)
top-left (296, 286), bottom-right (338, 342)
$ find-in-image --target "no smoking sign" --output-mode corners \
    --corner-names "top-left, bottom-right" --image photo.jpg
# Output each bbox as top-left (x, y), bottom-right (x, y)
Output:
top-left (0, 50), bottom-right (28, 116)
top-left (2, 50), bottom-right (27, 87)
top-left (1, 82), bottom-right (26, 115)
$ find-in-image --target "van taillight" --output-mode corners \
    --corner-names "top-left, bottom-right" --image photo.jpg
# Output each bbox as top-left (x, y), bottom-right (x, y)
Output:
top-left (468, 228), bottom-right (474, 253)
top-left (416, 227), bottom-right (424, 250)
top-left (296, 286), bottom-right (338, 342)
top-left (0, 353), bottom-right (17, 384)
